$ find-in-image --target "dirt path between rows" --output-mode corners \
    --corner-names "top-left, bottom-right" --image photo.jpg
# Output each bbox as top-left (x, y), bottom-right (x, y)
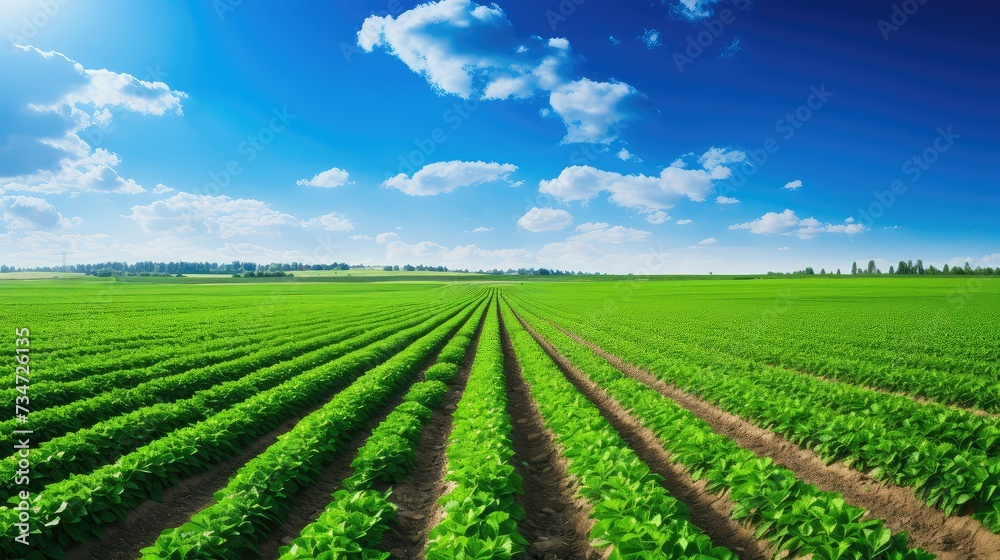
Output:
top-left (766, 363), bottom-right (999, 419)
top-left (510, 309), bottom-right (772, 560)
top-left (66, 399), bottom-right (331, 560)
top-left (498, 311), bottom-right (599, 560)
top-left (557, 325), bottom-right (1000, 560)
top-left (379, 311), bottom-right (486, 559)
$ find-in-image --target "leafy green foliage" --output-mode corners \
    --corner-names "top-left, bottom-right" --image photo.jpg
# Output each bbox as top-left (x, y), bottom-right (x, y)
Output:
top-left (425, 301), bottom-right (528, 559)
top-left (500, 302), bottom-right (736, 559)
top-left (508, 298), bottom-right (935, 559)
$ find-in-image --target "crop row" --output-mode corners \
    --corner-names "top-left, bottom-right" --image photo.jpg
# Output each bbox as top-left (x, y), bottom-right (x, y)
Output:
top-left (499, 301), bottom-right (736, 559)
top-left (424, 300), bottom-right (528, 559)
top-left (0, 299), bottom-right (465, 501)
top-left (0, 299), bottom-right (454, 448)
top-left (276, 295), bottom-right (491, 559)
top-left (139, 296), bottom-right (486, 559)
top-left (508, 299), bottom-right (933, 559)
top-left (518, 295), bottom-right (1000, 532)
top-left (0, 305), bottom-right (396, 410)
top-left (512, 286), bottom-right (999, 412)
top-left (0, 295), bottom-right (482, 559)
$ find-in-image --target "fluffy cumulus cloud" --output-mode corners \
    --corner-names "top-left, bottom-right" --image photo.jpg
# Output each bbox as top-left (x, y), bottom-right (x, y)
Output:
top-left (302, 212), bottom-right (355, 231)
top-left (383, 160), bottom-right (517, 196)
top-left (1, 196), bottom-right (80, 230)
top-left (129, 193), bottom-right (300, 238)
top-left (729, 209), bottom-right (868, 239)
top-left (297, 167), bottom-right (352, 188)
top-left (676, 219), bottom-right (693, 225)
top-left (784, 179), bottom-right (803, 190)
top-left (569, 222), bottom-right (651, 243)
top-left (539, 147), bottom-right (746, 217)
top-left (468, 226), bottom-right (493, 232)
top-left (1, 45), bottom-right (186, 195)
top-left (716, 196), bottom-right (740, 204)
top-left (357, 0), bottom-right (646, 143)
top-left (517, 207), bottom-right (573, 232)
top-left (644, 210), bottom-right (670, 224)
top-left (698, 237), bottom-right (717, 245)
top-left (128, 192), bottom-right (354, 238)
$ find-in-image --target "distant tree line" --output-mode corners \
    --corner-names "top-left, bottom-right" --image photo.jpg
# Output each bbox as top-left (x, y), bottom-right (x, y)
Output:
top-left (475, 268), bottom-right (588, 276)
top-left (851, 259), bottom-right (995, 276)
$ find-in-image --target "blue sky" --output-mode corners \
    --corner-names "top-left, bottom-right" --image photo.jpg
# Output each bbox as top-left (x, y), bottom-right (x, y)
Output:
top-left (0, 0), bottom-right (996, 273)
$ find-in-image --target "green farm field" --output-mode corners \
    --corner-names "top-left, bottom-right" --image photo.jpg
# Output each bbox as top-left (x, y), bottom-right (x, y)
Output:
top-left (1, 276), bottom-right (999, 560)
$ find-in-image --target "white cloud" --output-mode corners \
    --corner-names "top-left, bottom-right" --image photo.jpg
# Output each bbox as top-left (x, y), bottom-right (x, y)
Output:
top-left (674, 0), bottom-right (720, 21)
top-left (716, 196), bottom-right (740, 204)
top-left (644, 210), bottom-right (670, 224)
top-left (302, 212), bottom-right (354, 231)
top-left (151, 183), bottom-right (174, 194)
top-left (698, 237), bottom-right (717, 245)
top-left (1, 196), bottom-right (79, 230)
top-left (549, 79), bottom-right (642, 144)
top-left (783, 179), bottom-right (803, 190)
top-left (128, 192), bottom-right (304, 238)
top-left (569, 222), bottom-right (650, 243)
top-left (617, 148), bottom-right (642, 162)
top-left (1, 45), bottom-right (186, 195)
top-left (517, 207), bottom-right (573, 232)
top-left (639, 29), bottom-right (661, 49)
top-left (297, 167), bottom-right (352, 188)
top-left (776, 246), bottom-right (790, 251)
top-left (676, 219), bottom-right (693, 225)
top-left (539, 147), bottom-right (746, 216)
top-left (729, 209), bottom-right (869, 239)
top-left (350, 234), bottom-right (373, 241)
top-left (376, 232), bottom-right (401, 244)
top-left (383, 160), bottom-right (517, 196)
top-left (358, 0), bottom-right (643, 144)
top-left (548, 37), bottom-right (570, 50)
top-left (609, 35), bottom-right (621, 45)
top-left (469, 226), bottom-right (494, 232)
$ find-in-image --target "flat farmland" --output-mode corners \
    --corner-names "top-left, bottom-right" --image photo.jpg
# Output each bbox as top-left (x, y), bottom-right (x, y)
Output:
top-left (1, 277), bottom-right (998, 559)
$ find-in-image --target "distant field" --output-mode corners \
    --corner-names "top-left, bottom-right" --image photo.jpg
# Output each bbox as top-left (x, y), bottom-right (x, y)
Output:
top-left (1, 276), bottom-right (997, 559)
top-left (0, 272), bottom-right (96, 280)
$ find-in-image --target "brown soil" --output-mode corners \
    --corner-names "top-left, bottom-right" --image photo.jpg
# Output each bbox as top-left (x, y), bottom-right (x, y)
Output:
top-left (510, 310), bottom-right (773, 560)
top-left (380, 310), bottom-right (486, 559)
top-left (767, 363), bottom-right (999, 419)
top-left (251, 373), bottom-right (431, 559)
top-left (498, 311), bottom-right (600, 560)
top-left (66, 400), bottom-right (329, 560)
top-left (561, 327), bottom-right (1000, 560)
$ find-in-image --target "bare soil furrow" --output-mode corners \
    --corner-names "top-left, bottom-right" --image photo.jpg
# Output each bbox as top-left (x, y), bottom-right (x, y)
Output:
top-left (66, 400), bottom-right (328, 560)
top-left (512, 311), bottom-right (771, 560)
top-left (498, 311), bottom-right (599, 560)
top-left (379, 312), bottom-right (486, 559)
top-left (560, 325), bottom-right (1000, 560)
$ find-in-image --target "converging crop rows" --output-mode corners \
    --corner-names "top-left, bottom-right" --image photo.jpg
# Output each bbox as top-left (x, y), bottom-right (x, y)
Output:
top-left (1, 278), bottom-right (997, 559)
